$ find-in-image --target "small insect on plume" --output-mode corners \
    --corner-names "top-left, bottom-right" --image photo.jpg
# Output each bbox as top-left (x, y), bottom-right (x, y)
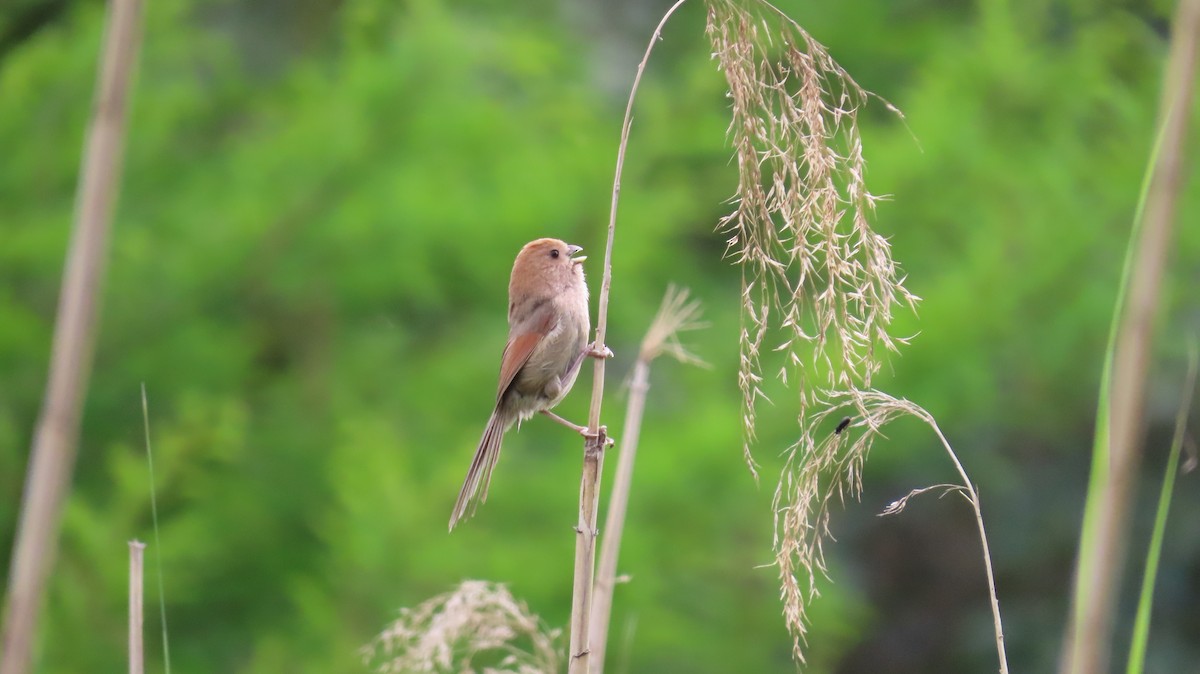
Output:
top-left (834, 417), bottom-right (852, 435)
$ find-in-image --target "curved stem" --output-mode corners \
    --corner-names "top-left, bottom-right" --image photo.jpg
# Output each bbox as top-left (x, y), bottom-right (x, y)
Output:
top-left (927, 419), bottom-right (1009, 674)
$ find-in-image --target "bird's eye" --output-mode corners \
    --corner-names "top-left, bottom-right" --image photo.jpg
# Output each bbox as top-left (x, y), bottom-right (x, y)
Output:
top-left (550, 249), bottom-right (560, 258)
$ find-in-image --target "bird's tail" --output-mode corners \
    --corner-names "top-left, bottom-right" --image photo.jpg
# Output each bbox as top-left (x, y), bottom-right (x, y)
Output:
top-left (449, 410), bottom-right (508, 530)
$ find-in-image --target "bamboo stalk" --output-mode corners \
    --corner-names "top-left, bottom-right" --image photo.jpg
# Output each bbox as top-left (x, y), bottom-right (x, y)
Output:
top-left (0, 2), bottom-right (144, 672)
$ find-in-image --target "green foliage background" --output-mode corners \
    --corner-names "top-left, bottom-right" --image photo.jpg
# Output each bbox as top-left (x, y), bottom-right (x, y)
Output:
top-left (2, 0), bottom-right (1198, 672)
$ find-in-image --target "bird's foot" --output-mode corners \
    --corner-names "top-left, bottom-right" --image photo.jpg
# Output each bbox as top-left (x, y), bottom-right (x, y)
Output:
top-left (584, 424), bottom-right (615, 447)
top-left (588, 343), bottom-right (614, 360)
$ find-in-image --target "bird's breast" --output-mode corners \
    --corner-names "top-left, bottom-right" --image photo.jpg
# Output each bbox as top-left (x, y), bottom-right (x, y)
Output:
top-left (509, 294), bottom-right (589, 406)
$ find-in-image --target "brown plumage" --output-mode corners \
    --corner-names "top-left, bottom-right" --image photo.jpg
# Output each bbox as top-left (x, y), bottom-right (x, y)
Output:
top-left (449, 238), bottom-right (592, 530)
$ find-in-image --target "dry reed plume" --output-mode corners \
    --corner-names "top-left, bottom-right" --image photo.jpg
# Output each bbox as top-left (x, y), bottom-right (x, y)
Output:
top-left (361, 581), bottom-right (561, 674)
top-left (707, 0), bottom-right (931, 663)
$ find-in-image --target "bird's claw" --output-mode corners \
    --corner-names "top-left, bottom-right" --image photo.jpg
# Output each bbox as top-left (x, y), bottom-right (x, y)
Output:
top-left (579, 425), bottom-right (615, 448)
top-left (588, 343), bottom-right (614, 360)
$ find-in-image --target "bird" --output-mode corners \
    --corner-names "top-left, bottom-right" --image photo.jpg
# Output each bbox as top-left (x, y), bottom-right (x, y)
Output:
top-left (449, 237), bottom-right (606, 530)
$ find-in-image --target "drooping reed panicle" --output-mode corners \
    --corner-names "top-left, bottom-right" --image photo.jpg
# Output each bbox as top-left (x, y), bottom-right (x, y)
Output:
top-left (707, 0), bottom-right (921, 661)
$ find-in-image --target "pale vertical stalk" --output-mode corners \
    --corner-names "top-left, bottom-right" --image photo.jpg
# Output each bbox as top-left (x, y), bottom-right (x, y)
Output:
top-left (588, 287), bottom-right (705, 672)
top-left (1061, 1), bottom-right (1199, 671)
top-left (589, 360), bottom-right (648, 674)
top-left (0, 2), bottom-right (144, 672)
top-left (568, 430), bottom-right (608, 674)
top-left (129, 541), bottom-right (146, 674)
top-left (567, 3), bottom-right (689, 671)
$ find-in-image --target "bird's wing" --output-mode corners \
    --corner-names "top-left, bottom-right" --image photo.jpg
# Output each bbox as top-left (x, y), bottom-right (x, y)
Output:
top-left (496, 300), bottom-right (556, 401)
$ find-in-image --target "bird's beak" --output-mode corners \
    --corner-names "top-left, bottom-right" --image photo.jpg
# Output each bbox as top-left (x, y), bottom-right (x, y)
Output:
top-left (567, 244), bottom-right (586, 263)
